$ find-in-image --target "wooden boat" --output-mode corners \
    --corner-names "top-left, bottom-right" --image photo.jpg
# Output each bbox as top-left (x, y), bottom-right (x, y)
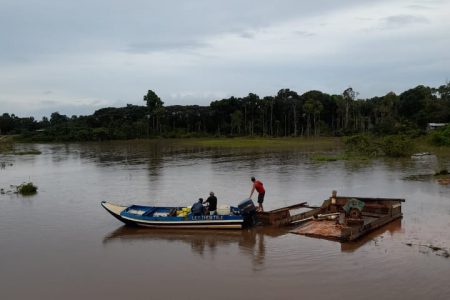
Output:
top-left (101, 199), bottom-right (257, 229)
top-left (289, 195), bottom-right (405, 242)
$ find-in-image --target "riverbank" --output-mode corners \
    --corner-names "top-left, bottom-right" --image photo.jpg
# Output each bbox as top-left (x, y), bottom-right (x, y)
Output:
top-left (3, 134), bottom-right (450, 158)
top-left (178, 136), bottom-right (450, 161)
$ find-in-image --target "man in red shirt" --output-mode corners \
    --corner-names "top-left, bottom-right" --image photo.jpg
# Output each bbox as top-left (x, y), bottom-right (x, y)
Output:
top-left (249, 176), bottom-right (265, 212)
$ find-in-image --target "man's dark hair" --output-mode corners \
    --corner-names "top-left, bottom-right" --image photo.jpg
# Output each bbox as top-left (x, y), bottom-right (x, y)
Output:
top-left (251, 177), bottom-right (255, 182)
top-left (198, 198), bottom-right (203, 203)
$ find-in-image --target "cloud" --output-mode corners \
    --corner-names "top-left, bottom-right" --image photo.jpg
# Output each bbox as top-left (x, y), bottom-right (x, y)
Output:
top-left (293, 30), bottom-right (316, 37)
top-left (239, 31), bottom-right (256, 39)
top-left (126, 40), bottom-right (208, 53)
top-left (1, 0), bottom-right (450, 118)
top-left (381, 14), bottom-right (430, 29)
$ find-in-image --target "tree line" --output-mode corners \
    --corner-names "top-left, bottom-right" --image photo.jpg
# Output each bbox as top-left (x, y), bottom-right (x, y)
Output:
top-left (1, 83), bottom-right (449, 141)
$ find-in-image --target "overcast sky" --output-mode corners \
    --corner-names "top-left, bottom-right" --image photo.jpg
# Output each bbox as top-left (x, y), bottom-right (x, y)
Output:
top-left (1, 0), bottom-right (449, 118)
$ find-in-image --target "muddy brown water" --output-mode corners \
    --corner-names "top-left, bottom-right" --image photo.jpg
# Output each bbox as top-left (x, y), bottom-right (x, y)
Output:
top-left (1, 140), bottom-right (449, 300)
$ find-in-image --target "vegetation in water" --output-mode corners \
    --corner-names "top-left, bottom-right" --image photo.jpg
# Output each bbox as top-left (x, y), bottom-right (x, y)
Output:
top-left (16, 182), bottom-right (38, 195)
top-left (405, 242), bottom-right (450, 258)
top-left (310, 154), bottom-right (348, 162)
top-left (434, 169), bottom-right (450, 185)
top-left (13, 149), bottom-right (42, 155)
top-left (435, 169), bottom-right (449, 176)
top-left (403, 169), bottom-right (450, 184)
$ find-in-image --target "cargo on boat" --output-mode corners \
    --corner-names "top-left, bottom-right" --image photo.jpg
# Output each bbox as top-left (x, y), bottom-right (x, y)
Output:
top-left (289, 192), bottom-right (405, 241)
top-left (101, 198), bottom-right (257, 230)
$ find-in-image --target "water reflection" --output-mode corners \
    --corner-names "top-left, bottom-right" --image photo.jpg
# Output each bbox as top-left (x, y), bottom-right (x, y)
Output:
top-left (103, 226), bottom-right (293, 266)
top-left (340, 218), bottom-right (403, 252)
top-left (103, 222), bottom-right (400, 264)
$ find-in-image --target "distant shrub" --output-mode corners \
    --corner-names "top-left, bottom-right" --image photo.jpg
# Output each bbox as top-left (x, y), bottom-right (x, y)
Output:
top-left (430, 125), bottom-right (450, 146)
top-left (17, 182), bottom-right (38, 195)
top-left (344, 135), bottom-right (380, 157)
top-left (380, 135), bottom-right (414, 157)
top-left (345, 134), bottom-right (414, 158)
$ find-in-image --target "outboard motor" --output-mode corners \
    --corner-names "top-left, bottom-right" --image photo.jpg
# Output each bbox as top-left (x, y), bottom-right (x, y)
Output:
top-left (238, 198), bottom-right (257, 227)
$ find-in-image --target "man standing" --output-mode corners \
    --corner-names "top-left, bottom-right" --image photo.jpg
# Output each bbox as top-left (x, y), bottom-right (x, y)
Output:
top-left (249, 176), bottom-right (265, 212)
top-left (205, 191), bottom-right (217, 215)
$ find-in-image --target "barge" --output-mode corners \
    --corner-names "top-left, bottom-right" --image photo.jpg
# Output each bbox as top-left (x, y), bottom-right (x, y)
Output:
top-left (289, 192), bottom-right (405, 241)
top-left (255, 191), bottom-right (405, 242)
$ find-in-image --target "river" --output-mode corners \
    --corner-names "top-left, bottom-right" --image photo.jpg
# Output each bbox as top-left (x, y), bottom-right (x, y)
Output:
top-left (0, 140), bottom-right (449, 300)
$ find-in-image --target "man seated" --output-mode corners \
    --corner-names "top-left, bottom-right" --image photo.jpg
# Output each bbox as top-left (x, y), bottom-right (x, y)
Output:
top-left (191, 198), bottom-right (205, 216)
top-left (205, 191), bottom-right (217, 215)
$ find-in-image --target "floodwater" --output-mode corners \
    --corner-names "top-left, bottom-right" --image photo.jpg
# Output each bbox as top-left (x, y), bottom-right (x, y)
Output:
top-left (0, 140), bottom-right (449, 300)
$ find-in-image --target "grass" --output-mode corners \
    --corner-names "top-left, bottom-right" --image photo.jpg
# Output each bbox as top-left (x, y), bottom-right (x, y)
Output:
top-left (1, 135), bottom-right (41, 155)
top-left (413, 136), bottom-right (450, 158)
top-left (179, 136), bottom-right (342, 149)
top-left (0, 135), bottom-right (15, 154)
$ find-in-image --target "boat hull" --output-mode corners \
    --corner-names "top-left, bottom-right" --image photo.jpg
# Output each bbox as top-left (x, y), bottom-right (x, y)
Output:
top-left (101, 201), bottom-right (244, 229)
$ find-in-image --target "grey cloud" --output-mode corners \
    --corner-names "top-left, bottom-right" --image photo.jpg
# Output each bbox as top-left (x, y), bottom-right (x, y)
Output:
top-left (293, 30), bottom-right (315, 37)
top-left (39, 100), bottom-right (57, 105)
top-left (239, 31), bottom-right (256, 39)
top-left (126, 40), bottom-right (208, 53)
top-left (381, 14), bottom-right (429, 29)
top-left (407, 5), bottom-right (433, 10)
top-left (0, 0), bottom-right (369, 62)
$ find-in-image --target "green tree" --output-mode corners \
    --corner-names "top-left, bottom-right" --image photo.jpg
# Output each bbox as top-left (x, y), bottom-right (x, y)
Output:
top-left (143, 90), bottom-right (164, 134)
top-left (343, 87), bottom-right (358, 130)
top-left (230, 110), bottom-right (243, 135)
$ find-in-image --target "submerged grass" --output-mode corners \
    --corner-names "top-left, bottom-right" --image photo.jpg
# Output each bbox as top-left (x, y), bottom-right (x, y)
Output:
top-left (13, 149), bottom-right (42, 155)
top-left (310, 154), bottom-right (348, 162)
top-left (1, 182), bottom-right (38, 196)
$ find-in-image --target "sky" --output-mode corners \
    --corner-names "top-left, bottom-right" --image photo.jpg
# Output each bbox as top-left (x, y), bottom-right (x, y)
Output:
top-left (1, 0), bottom-right (449, 118)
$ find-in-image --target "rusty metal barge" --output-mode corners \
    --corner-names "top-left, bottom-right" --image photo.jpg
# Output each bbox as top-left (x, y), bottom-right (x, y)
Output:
top-left (256, 192), bottom-right (405, 242)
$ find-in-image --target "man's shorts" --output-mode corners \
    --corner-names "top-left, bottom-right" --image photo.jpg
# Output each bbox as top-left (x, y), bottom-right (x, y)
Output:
top-left (258, 192), bottom-right (265, 204)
